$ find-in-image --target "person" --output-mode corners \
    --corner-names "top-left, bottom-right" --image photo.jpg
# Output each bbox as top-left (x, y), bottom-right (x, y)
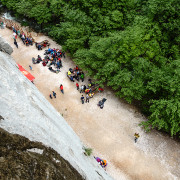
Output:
top-left (75, 65), bottom-right (79, 71)
top-left (94, 157), bottom-right (107, 169)
top-left (52, 91), bottom-right (56, 98)
top-left (85, 89), bottom-right (90, 94)
top-left (89, 92), bottom-right (94, 98)
top-left (86, 94), bottom-right (89, 103)
top-left (134, 133), bottom-right (140, 143)
top-left (37, 55), bottom-right (42, 61)
top-left (56, 60), bottom-right (60, 69)
top-left (76, 70), bottom-right (80, 76)
top-left (98, 100), bottom-right (104, 109)
top-left (42, 61), bottom-right (46, 66)
top-left (1, 21), bottom-right (4, 29)
top-left (67, 70), bottom-right (71, 77)
top-left (74, 74), bottom-right (79, 81)
top-left (37, 44), bottom-right (42, 50)
top-left (47, 43), bottom-right (50, 49)
top-left (17, 29), bottom-right (21, 36)
top-left (76, 83), bottom-right (79, 90)
top-left (2, 22), bottom-right (5, 29)
top-left (102, 98), bottom-right (107, 103)
top-left (98, 87), bottom-right (104, 93)
top-left (60, 84), bottom-right (64, 94)
top-left (32, 57), bottom-right (36, 64)
top-left (95, 156), bottom-right (101, 162)
top-left (84, 85), bottom-right (87, 92)
top-left (80, 85), bottom-right (84, 93)
top-left (100, 103), bottom-right (104, 109)
top-left (29, 65), bottom-right (32, 70)
top-left (100, 160), bottom-right (107, 169)
top-left (70, 76), bottom-right (74, 82)
top-left (88, 78), bottom-right (92, 84)
top-left (88, 83), bottom-right (92, 88)
top-left (21, 33), bottom-right (25, 44)
top-left (13, 32), bottom-right (16, 39)
top-left (49, 94), bottom-right (53, 99)
top-left (69, 68), bottom-right (73, 73)
top-left (14, 39), bottom-right (18, 48)
top-left (81, 95), bottom-right (84, 104)
top-left (80, 72), bottom-right (84, 82)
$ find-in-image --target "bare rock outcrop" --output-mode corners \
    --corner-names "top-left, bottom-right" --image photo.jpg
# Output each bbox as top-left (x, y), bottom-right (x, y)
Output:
top-left (0, 36), bottom-right (13, 55)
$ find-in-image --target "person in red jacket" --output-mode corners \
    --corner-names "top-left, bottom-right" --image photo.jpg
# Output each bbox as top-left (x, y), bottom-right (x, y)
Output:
top-left (98, 87), bottom-right (104, 92)
top-left (60, 84), bottom-right (64, 94)
top-left (76, 83), bottom-right (79, 90)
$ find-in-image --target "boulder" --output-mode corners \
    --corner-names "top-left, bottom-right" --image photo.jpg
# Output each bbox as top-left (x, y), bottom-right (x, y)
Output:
top-left (0, 36), bottom-right (13, 55)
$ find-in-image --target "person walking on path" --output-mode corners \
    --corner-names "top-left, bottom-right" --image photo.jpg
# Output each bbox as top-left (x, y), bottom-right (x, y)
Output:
top-left (81, 95), bottom-right (85, 104)
top-left (29, 65), bottom-right (32, 70)
top-left (52, 91), bottom-right (56, 98)
top-left (76, 83), bottom-right (79, 90)
top-left (86, 94), bottom-right (89, 103)
top-left (14, 39), bottom-right (18, 48)
top-left (60, 84), bottom-right (64, 94)
top-left (49, 94), bottom-right (53, 99)
top-left (134, 133), bottom-right (140, 143)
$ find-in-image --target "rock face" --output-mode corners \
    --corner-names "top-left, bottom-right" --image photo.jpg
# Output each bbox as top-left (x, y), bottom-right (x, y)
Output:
top-left (0, 37), bottom-right (13, 55)
top-left (0, 128), bottom-right (84, 180)
top-left (0, 38), bottom-right (112, 180)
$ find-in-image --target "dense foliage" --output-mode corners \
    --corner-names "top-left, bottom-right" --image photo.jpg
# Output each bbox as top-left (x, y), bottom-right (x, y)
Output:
top-left (1, 0), bottom-right (180, 136)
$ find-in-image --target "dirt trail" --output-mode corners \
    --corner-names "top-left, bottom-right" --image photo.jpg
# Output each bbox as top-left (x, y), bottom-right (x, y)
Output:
top-left (1, 27), bottom-right (180, 180)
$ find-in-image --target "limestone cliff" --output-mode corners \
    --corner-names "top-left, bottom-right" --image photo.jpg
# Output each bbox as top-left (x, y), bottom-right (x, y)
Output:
top-left (0, 37), bottom-right (113, 180)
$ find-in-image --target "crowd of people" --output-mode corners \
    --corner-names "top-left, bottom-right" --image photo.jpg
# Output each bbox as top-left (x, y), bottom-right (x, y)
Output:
top-left (0, 18), bottom-right (34, 48)
top-left (32, 48), bottom-right (65, 74)
top-left (67, 66), bottom-right (105, 105)
top-left (12, 26), bottom-right (33, 47)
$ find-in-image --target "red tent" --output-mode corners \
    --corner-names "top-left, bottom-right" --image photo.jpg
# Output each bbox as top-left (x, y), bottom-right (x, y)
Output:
top-left (17, 64), bottom-right (35, 82)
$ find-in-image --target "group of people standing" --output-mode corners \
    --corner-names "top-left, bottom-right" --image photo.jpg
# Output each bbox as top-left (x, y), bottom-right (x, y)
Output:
top-left (67, 67), bottom-right (106, 105)
top-left (1, 18), bottom-right (35, 49)
top-left (12, 25), bottom-right (33, 48)
top-left (67, 67), bottom-right (98, 104)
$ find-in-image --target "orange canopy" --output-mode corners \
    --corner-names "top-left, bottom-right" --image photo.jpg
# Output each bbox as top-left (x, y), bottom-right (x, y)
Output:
top-left (18, 64), bottom-right (35, 82)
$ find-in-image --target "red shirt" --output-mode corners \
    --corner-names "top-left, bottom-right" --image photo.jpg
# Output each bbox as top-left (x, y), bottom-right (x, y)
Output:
top-left (60, 86), bottom-right (63, 90)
